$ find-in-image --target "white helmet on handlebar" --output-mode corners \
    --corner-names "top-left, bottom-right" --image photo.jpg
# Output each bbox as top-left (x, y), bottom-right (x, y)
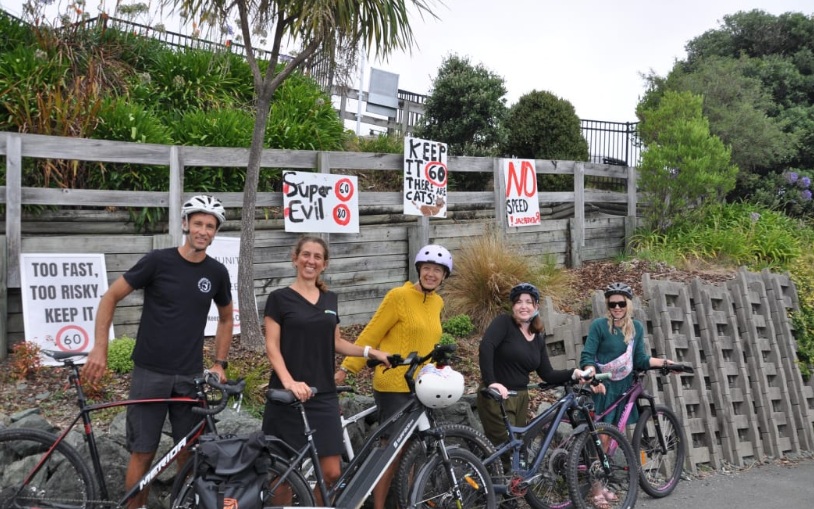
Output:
top-left (415, 364), bottom-right (464, 409)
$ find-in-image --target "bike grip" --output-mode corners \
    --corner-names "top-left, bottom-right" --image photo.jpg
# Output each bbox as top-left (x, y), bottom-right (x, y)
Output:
top-left (366, 354), bottom-right (403, 368)
top-left (673, 363), bottom-right (695, 373)
top-left (593, 372), bottom-right (613, 382)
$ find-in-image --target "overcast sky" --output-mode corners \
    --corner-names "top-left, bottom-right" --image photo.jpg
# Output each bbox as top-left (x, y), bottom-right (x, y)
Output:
top-left (3, 0), bottom-right (812, 122)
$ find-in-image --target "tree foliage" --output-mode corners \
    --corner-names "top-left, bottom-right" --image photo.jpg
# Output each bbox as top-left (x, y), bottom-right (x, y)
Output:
top-left (502, 90), bottom-right (588, 161)
top-left (636, 91), bottom-right (737, 233)
top-left (413, 54), bottom-right (507, 190)
top-left (641, 9), bottom-right (814, 206)
top-left (415, 54), bottom-right (507, 156)
top-left (162, 0), bottom-right (440, 347)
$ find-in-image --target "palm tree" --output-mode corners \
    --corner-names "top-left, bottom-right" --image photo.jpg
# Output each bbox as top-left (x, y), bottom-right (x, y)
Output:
top-left (165, 0), bottom-right (439, 346)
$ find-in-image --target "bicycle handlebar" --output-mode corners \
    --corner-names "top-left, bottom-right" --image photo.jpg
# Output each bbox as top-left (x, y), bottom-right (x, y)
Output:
top-left (191, 373), bottom-right (246, 415)
top-left (641, 363), bottom-right (694, 375)
top-left (266, 387), bottom-right (319, 405)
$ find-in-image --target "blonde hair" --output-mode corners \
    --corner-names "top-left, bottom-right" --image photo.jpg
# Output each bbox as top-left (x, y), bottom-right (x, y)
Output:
top-left (605, 295), bottom-right (634, 343)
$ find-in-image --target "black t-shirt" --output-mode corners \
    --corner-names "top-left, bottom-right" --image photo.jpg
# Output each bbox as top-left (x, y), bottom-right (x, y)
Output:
top-left (479, 313), bottom-right (573, 390)
top-left (264, 287), bottom-right (340, 394)
top-left (125, 248), bottom-right (231, 375)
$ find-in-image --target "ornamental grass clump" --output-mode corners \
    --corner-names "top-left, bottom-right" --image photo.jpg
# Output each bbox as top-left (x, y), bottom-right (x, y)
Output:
top-left (441, 229), bottom-right (574, 332)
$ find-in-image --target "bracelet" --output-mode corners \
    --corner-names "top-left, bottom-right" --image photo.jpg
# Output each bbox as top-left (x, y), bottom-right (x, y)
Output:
top-left (363, 346), bottom-right (371, 359)
top-left (339, 366), bottom-right (350, 374)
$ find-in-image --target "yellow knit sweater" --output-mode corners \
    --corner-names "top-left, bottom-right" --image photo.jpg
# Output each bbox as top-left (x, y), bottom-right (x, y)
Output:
top-left (341, 281), bottom-right (444, 392)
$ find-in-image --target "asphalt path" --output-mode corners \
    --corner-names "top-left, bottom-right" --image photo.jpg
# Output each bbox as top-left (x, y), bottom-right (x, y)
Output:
top-left (634, 457), bottom-right (814, 508)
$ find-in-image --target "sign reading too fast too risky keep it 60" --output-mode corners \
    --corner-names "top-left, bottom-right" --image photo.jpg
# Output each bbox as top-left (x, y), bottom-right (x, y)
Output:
top-left (19, 253), bottom-right (113, 366)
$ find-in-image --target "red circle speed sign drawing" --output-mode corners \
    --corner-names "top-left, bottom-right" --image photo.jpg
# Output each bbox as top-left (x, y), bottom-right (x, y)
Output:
top-left (55, 324), bottom-right (90, 352)
top-left (424, 161), bottom-right (448, 187)
top-left (333, 204), bottom-right (351, 226)
top-left (335, 178), bottom-right (355, 202)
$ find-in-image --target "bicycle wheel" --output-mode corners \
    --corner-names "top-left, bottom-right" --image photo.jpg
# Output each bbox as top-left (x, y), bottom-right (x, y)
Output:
top-left (523, 416), bottom-right (578, 509)
top-left (395, 424), bottom-right (503, 509)
top-left (633, 404), bottom-right (686, 498)
top-left (409, 447), bottom-right (496, 509)
top-left (565, 422), bottom-right (638, 509)
top-left (170, 453), bottom-right (315, 508)
top-left (0, 428), bottom-right (98, 509)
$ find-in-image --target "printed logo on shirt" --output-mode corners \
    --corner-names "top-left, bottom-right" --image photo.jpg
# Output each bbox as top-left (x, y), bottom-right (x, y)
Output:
top-left (325, 309), bottom-right (337, 315)
top-left (198, 277), bottom-right (212, 293)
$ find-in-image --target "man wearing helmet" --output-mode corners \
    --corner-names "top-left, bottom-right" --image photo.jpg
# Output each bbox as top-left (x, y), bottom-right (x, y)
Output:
top-left (81, 194), bottom-right (233, 509)
top-left (335, 244), bottom-right (453, 509)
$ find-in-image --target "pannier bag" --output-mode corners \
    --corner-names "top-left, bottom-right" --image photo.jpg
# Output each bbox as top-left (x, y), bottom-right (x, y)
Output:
top-left (193, 431), bottom-right (271, 509)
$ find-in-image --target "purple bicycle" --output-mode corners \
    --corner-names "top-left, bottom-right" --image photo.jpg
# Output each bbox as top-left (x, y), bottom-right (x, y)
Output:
top-left (593, 363), bottom-right (694, 498)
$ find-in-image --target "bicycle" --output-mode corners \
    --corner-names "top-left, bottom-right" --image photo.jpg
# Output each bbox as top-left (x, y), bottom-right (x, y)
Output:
top-left (172, 343), bottom-right (497, 509)
top-left (591, 363), bottom-right (694, 498)
top-left (477, 372), bottom-right (639, 509)
top-left (0, 349), bottom-right (246, 509)
top-left (303, 385), bottom-right (500, 496)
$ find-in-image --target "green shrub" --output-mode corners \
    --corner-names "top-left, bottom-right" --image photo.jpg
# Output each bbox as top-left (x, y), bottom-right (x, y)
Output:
top-left (108, 336), bottom-right (136, 374)
top-left (442, 314), bottom-right (475, 338)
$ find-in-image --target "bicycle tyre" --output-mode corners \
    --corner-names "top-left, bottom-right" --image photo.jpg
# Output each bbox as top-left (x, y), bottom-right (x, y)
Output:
top-left (633, 404), bottom-right (686, 498)
top-left (170, 452), bottom-right (315, 508)
top-left (409, 447), bottom-right (496, 509)
top-left (522, 415), bottom-right (578, 509)
top-left (565, 422), bottom-right (638, 509)
top-left (395, 423), bottom-right (503, 509)
top-left (0, 427), bottom-right (98, 509)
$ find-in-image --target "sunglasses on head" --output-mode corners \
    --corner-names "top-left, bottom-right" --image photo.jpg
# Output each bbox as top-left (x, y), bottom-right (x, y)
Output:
top-left (608, 301), bottom-right (627, 309)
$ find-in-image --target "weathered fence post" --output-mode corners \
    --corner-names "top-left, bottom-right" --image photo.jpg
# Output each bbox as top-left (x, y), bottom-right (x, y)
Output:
top-left (0, 235), bottom-right (6, 360)
top-left (5, 133), bottom-right (21, 287)
top-left (569, 162), bottom-right (585, 268)
top-left (625, 165), bottom-right (637, 254)
top-left (169, 145), bottom-right (183, 246)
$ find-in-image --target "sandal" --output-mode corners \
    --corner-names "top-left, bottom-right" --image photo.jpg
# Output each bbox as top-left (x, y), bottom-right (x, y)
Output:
top-left (591, 493), bottom-right (611, 509)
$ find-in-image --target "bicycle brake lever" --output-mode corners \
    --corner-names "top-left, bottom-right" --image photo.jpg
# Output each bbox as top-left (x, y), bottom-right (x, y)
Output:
top-left (232, 393), bottom-right (243, 413)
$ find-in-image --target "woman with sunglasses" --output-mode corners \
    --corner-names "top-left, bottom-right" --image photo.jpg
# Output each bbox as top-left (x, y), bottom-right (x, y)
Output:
top-left (580, 282), bottom-right (674, 508)
top-left (580, 282), bottom-right (674, 426)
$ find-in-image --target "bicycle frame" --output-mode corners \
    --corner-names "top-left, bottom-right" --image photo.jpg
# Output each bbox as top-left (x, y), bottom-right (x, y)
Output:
top-left (267, 385), bottom-right (434, 509)
top-left (24, 351), bottom-right (230, 508)
top-left (483, 385), bottom-right (582, 480)
top-left (336, 386), bottom-right (378, 462)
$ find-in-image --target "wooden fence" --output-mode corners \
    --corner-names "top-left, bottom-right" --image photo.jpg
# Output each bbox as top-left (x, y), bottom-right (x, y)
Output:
top-left (1, 131), bottom-right (636, 352)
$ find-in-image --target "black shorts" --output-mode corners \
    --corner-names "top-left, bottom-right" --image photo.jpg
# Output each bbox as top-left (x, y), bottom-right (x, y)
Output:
top-left (262, 392), bottom-right (343, 457)
top-left (126, 366), bottom-right (199, 453)
top-left (373, 390), bottom-right (413, 436)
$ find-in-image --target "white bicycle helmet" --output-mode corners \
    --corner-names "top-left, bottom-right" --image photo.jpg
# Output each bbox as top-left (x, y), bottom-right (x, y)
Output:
top-left (182, 194), bottom-right (226, 228)
top-left (415, 364), bottom-right (464, 409)
top-left (414, 244), bottom-right (453, 277)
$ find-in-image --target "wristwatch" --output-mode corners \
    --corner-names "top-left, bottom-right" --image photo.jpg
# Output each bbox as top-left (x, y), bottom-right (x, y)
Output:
top-left (214, 359), bottom-right (229, 370)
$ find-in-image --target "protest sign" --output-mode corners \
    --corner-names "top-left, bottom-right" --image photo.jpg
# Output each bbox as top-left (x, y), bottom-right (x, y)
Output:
top-left (503, 159), bottom-right (541, 227)
top-left (204, 236), bottom-right (247, 336)
top-left (283, 171), bottom-right (359, 233)
top-left (20, 253), bottom-right (111, 365)
top-left (403, 137), bottom-right (448, 217)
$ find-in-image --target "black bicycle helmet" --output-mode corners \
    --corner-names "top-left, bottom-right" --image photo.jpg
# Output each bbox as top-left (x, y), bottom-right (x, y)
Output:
top-left (604, 282), bottom-right (633, 300)
top-left (510, 282), bottom-right (540, 303)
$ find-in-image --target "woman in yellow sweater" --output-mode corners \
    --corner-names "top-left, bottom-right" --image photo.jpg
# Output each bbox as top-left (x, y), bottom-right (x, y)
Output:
top-left (334, 244), bottom-right (453, 509)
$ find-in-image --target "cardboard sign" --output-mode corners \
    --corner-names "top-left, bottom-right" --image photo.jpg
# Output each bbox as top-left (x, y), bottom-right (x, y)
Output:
top-left (503, 159), bottom-right (541, 227)
top-left (403, 137), bottom-right (448, 217)
top-left (204, 236), bottom-right (248, 336)
top-left (19, 253), bottom-right (111, 365)
top-left (283, 171), bottom-right (360, 233)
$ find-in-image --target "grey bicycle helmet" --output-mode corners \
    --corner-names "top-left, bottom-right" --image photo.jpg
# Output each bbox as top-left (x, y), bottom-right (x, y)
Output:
top-left (604, 282), bottom-right (633, 300)
top-left (182, 194), bottom-right (226, 228)
top-left (414, 244), bottom-right (453, 277)
top-left (510, 283), bottom-right (540, 303)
